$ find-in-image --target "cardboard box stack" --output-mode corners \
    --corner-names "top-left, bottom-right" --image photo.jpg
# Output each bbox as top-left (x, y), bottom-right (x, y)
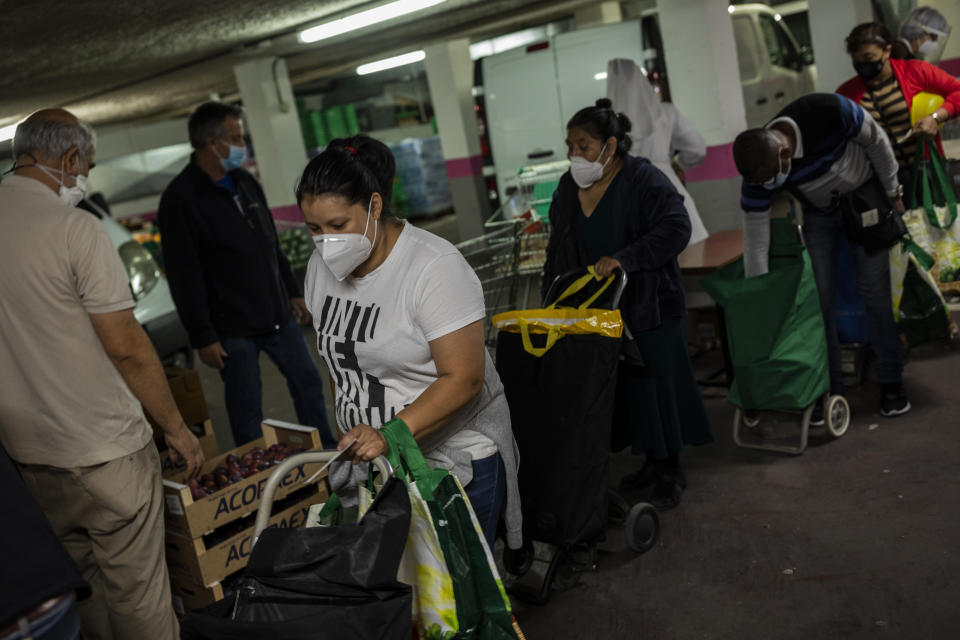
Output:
top-left (149, 367), bottom-right (219, 475)
top-left (163, 420), bottom-right (330, 616)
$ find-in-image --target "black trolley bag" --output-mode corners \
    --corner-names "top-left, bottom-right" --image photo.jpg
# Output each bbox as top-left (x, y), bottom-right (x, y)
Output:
top-left (180, 453), bottom-right (411, 640)
top-left (492, 268), bottom-right (658, 603)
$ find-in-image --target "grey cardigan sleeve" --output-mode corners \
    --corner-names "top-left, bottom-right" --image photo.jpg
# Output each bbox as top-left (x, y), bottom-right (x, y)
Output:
top-left (743, 209), bottom-right (771, 278)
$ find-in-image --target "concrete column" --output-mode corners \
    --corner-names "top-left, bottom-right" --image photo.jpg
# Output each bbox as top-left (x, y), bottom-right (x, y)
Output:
top-left (424, 39), bottom-right (489, 241)
top-left (657, 0), bottom-right (746, 146)
top-left (807, 0), bottom-right (873, 93)
top-left (233, 57), bottom-right (308, 207)
top-left (574, 1), bottom-right (623, 29)
top-left (656, 0), bottom-right (748, 234)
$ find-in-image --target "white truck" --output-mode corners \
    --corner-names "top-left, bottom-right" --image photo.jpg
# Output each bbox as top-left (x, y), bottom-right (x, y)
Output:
top-left (480, 5), bottom-right (816, 204)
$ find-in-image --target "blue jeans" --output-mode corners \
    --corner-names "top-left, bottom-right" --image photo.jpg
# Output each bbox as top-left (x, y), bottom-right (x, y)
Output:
top-left (803, 210), bottom-right (904, 393)
top-left (464, 453), bottom-right (507, 549)
top-left (0, 594), bottom-right (80, 640)
top-left (219, 315), bottom-right (335, 448)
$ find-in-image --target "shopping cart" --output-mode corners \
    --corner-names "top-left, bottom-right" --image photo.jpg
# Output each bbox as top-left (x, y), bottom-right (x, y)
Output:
top-left (456, 217), bottom-right (551, 348)
top-left (492, 269), bottom-right (659, 604)
top-left (701, 220), bottom-right (851, 455)
top-left (489, 159), bottom-right (570, 228)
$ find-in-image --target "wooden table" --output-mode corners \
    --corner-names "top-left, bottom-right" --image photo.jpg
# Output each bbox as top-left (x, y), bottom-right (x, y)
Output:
top-left (678, 229), bottom-right (744, 275)
top-left (677, 230), bottom-right (744, 387)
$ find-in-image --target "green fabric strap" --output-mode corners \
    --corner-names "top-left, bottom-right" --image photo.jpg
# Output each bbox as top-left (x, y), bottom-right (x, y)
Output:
top-left (928, 140), bottom-right (958, 227)
top-left (314, 492), bottom-right (341, 522)
top-left (380, 418), bottom-right (447, 500)
top-left (916, 138), bottom-right (958, 229)
top-left (902, 237), bottom-right (935, 271)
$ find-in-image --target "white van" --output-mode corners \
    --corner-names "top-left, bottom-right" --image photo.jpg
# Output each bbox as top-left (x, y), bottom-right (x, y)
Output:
top-left (730, 3), bottom-right (818, 127)
top-left (80, 199), bottom-right (194, 368)
top-left (480, 6), bottom-right (816, 201)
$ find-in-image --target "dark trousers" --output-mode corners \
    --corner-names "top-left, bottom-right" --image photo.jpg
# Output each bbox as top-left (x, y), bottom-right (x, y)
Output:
top-left (219, 315), bottom-right (335, 448)
top-left (464, 453), bottom-right (507, 549)
top-left (803, 210), bottom-right (904, 393)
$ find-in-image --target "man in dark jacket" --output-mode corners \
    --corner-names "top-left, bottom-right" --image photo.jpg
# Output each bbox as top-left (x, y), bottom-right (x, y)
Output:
top-left (159, 102), bottom-right (334, 447)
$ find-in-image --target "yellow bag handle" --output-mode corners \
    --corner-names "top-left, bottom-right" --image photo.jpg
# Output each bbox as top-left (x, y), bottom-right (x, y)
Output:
top-left (517, 317), bottom-right (562, 358)
top-left (547, 266), bottom-right (615, 310)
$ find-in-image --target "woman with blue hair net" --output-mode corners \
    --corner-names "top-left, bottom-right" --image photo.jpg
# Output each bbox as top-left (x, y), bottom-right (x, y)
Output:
top-left (893, 6), bottom-right (951, 62)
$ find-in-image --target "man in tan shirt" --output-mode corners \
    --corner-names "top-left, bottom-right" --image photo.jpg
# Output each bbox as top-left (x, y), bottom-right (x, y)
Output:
top-left (0, 109), bottom-right (204, 639)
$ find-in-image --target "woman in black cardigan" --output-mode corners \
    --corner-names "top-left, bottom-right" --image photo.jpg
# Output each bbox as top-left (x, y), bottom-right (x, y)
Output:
top-left (543, 98), bottom-right (713, 509)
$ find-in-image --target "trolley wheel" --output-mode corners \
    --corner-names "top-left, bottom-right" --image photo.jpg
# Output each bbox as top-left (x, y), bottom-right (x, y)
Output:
top-left (503, 539), bottom-right (534, 576)
top-left (551, 550), bottom-right (582, 592)
top-left (826, 395), bottom-right (851, 438)
top-left (743, 411), bottom-right (761, 428)
top-left (607, 489), bottom-right (630, 525)
top-left (625, 502), bottom-right (659, 553)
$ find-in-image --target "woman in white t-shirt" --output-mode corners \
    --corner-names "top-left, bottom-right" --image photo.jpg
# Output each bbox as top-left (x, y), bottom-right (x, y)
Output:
top-left (294, 136), bottom-right (521, 549)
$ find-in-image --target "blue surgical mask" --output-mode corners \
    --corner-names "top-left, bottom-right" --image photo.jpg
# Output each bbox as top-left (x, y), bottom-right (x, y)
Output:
top-left (217, 141), bottom-right (247, 171)
top-left (763, 147), bottom-right (791, 190)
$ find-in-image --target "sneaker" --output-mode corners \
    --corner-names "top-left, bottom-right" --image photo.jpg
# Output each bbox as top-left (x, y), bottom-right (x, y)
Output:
top-left (880, 383), bottom-right (912, 417)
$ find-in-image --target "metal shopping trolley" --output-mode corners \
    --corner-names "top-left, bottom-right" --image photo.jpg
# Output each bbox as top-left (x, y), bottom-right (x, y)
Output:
top-left (701, 219), bottom-right (851, 454)
top-left (457, 160), bottom-right (567, 348)
top-left (492, 269), bottom-right (660, 604)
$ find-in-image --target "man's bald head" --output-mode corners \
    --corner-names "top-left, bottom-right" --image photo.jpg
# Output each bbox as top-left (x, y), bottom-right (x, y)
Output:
top-left (12, 108), bottom-right (96, 164)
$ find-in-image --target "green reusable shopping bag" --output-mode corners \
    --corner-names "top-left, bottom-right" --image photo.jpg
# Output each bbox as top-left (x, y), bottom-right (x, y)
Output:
top-left (701, 219), bottom-right (829, 410)
top-left (379, 420), bottom-right (520, 640)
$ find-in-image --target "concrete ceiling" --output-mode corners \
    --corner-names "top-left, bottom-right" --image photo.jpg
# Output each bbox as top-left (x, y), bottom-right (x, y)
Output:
top-left (0, 0), bottom-right (598, 129)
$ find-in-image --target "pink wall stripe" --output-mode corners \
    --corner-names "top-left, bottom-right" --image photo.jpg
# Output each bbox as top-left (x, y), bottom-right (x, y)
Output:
top-left (444, 155), bottom-right (484, 179)
top-left (684, 142), bottom-right (739, 184)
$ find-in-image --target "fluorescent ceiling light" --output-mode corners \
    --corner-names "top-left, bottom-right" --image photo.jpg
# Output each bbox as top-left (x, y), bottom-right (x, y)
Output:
top-left (594, 72), bottom-right (608, 81)
top-left (0, 121), bottom-right (21, 143)
top-left (300, 0), bottom-right (447, 43)
top-left (357, 50), bottom-right (425, 75)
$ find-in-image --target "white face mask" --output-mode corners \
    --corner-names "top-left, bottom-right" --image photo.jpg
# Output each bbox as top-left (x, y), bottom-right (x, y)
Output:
top-left (570, 143), bottom-right (610, 189)
top-left (313, 197), bottom-right (378, 281)
top-left (34, 161), bottom-right (88, 207)
top-left (917, 38), bottom-right (938, 59)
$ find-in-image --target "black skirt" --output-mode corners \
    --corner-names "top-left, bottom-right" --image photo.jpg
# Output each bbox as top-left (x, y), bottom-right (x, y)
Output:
top-left (613, 316), bottom-right (714, 458)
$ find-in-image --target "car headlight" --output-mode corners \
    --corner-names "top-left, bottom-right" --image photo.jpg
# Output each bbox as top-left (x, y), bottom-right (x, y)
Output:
top-left (118, 240), bottom-right (161, 301)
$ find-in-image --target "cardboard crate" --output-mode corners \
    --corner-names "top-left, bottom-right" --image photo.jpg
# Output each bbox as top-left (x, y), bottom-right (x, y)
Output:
top-left (170, 574), bottom-right (228, 617)
top-left (157, 419), bottom-right (219, 476)
top-left (148, 367), bottom-right (209, 438)
top-left (162, 420), bottom-right (324, 539)
top-left (165, 482), bottom-right (326, 587)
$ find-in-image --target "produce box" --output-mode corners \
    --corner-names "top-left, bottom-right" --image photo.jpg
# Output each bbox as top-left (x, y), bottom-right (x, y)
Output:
top-left (165, 483), bottom-right (325, 587)
top-left (157, 419), bottom-right (219, 476)
top-left (170, 572), bottom-right (232, 617)
top-left (147, 367), bottom-right (209, 438)
top-left (162, 420), bottom-right (324, 539)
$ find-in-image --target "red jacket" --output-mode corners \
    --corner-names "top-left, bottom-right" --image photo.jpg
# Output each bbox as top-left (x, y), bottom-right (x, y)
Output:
top-left (837, 58), bottom-right (960, 155)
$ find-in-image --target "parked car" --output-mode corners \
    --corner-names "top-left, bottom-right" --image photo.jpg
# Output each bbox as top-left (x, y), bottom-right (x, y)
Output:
top-left (78, 199), bottom-right (194, 368)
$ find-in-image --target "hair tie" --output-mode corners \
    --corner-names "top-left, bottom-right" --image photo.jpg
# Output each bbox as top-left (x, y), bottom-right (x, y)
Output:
top-left (344, 146), bottom-right (357, 155)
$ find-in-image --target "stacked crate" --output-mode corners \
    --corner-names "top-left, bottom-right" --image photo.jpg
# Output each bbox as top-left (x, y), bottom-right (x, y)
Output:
top-left (389, 136), bottom-right (453, 218)
top-left (163, 420), bottom-right (330, 616)
top-left (149, 367), bottom-right (219, 475)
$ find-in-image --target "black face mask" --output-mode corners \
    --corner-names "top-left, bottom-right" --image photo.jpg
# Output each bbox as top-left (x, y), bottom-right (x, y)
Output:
top-left (854, 59), bottom-right (884, 80)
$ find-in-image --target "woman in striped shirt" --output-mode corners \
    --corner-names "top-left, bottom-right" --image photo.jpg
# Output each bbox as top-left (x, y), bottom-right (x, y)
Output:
top-left (837, 22), bottom-right (960, 197)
